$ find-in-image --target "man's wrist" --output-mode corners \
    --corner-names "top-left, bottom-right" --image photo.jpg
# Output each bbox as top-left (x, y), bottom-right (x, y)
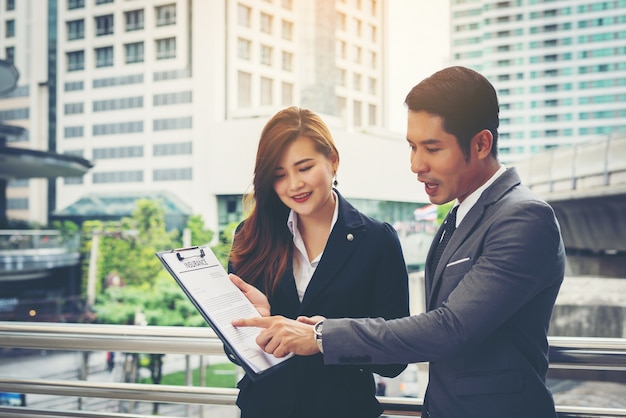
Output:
top-left (313, 320), bottom-right (324, 353)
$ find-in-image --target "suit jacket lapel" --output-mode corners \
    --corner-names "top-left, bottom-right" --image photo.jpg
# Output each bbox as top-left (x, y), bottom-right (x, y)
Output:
top-left (275, 261), bottom-right (301, 313)
top-left (299, 192), bottom-right (364, 313)
top-left (425, 222), bottom-right (445, 299)
top-left (427, 168), bottom-right (522, 309)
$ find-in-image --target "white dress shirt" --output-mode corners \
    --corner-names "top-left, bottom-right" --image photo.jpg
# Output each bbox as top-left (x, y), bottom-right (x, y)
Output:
top-left (287, 191), bottom-right (339, 302)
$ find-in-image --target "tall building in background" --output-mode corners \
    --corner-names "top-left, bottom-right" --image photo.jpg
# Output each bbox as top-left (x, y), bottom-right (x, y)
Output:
top-left (450, 0), bottom-right (626, 164)
top-left (1, 0), bottom-right (424, 234)
top-left (0, 0), bottom-right (52, 223)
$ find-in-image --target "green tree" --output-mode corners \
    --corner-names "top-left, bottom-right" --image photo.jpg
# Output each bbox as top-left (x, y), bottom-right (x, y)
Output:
top-left (437, 201), bottom-right (455, 225)
top-left (186, 214), bottom-right (214, 246)
top-left (211, 221), bottom-right (238, 269)
top-left (87, 199), bottom-right (239, 413)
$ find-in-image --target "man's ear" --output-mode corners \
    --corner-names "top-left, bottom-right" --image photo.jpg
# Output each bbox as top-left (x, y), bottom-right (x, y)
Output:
top-left (473, 129), bottom-right (493, 160)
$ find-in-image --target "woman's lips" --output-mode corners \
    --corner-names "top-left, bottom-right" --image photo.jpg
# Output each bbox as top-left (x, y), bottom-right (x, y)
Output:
top-left (292, 192), bottom-right (312, 203)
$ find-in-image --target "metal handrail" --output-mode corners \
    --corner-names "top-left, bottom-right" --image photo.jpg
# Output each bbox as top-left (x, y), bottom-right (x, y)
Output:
top-left (0, 321), bottom-right (625, 417)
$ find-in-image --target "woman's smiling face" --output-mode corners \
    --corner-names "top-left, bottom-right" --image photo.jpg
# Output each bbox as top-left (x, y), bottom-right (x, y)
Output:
top-left (273, 135), bottom-right (338, 220)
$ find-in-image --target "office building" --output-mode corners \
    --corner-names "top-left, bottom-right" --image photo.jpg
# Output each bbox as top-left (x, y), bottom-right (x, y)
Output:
top-left (450, 0), bottom-right (626, 163)
top-left (1, 0), bottom-right (424, 234)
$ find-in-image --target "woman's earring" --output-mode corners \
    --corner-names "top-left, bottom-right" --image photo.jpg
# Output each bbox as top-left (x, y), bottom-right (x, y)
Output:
top-left (333, 174), bottom-right (338, 187)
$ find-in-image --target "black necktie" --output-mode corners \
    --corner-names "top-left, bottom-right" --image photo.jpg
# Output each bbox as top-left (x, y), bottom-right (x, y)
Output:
top-left (430, 206), bottom-right (458, 276)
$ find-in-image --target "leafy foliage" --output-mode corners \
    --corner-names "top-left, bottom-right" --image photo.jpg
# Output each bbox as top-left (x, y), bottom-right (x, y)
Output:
top-left (437, 201), bottom-right (455, 225)
top-left (186, 214), bottom-right (214, 246)
top-left (86, 199), bottom-right (236, 327)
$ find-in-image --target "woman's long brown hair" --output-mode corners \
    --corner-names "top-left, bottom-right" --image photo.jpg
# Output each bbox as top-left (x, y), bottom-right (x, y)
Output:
top-left (229, 106), bottom-right (339, 295)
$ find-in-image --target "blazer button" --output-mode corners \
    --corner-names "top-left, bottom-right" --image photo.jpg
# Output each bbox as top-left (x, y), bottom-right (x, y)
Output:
top-left (346, 233), bottom-right (354, 241)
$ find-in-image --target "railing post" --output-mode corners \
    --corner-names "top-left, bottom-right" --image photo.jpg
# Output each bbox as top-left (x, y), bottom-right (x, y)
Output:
top-left (78, 351), bottom-right (90, 410)
top-left (199, 354), bottom-right (206, 418)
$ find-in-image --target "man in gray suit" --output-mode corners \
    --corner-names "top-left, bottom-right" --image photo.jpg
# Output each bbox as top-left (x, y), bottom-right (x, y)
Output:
top-left (232, 66), bottom-right (566, 418)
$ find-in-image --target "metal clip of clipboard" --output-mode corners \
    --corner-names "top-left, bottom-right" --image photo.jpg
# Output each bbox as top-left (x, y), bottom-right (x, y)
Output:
top-left (172, 246), bottom-right (206, 261)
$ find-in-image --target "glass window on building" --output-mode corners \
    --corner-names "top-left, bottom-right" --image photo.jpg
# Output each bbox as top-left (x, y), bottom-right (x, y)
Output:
top-left (260, 77), bottom-right (273, 106)
top-left (368, 77), bottom-right (376, 95)
top-left (369, 23), bottom-right (377, 42)
top-left (64, 126), bottom-right (84, 138)
top-left (337, 40), bottom-right (347, 59)
top-left (153, 167), bottom-right (192, 181)
top-left (67, 19), bottom-right (85, 41)
top-left (6, 0), bottom-right (15, 11)
top-left (153, 142), bottom-right (192, 156)
top-left (368, 104), bottom-right (376, 126)
top-left (93, 146), bottom-right (143, 160)
top-left (353, 100), bottom-right (362, 126)
top-left (64, 177), bottom-right (84, 185)
top-left (93, 170), bottom-right (143, 184)
top-left (369, 0), bottom-right (378, 16)
top-left (337, 69), bottom-right (346, 86)
top-left (238, 38), bottom-right (251, 60)
top-left (67, 50), bottom-right (85, 72)
top-left (95, 46), bottom-right (114, 68)
top-left (260, 44), bottom-right (272, 66)
top-left (95, 14), bottom-right (114, 36)
top-left (68, 0), bottom-right (84, 10)
top-left (156, 37), bottom-right (176, 60)
top-left (337, 12), bottom-right (346, 31)
top-left (5, 20), bottom-right (15, 37)
top-left (353, 18), bottom-right (362, 37)
top-left (153, 117), bottom-right (192, 131)
top-left (260, 12), bottom-right (273, 34)
top-left (282, 20), bottom-right (293, 41)
top-left (281, 82), bottom-right (293, 106)
top-left (64, 102), bottom-right (84, 115)
top-left (125, 42), bottom-right (144, 64)
top-left (5, 47), bottom-right (14, 64)
top-left (353, 45), bottom-right (362, 63)
top-left (337, 96), bottom-right (347, 120)
top-left (237, 71), bottom-right (252, 107)
top-left (156, 4), bottom-right (176, 26)
top-left (238, 4), bottom-right (251, 28)
top-left (369, 50), bottom-right (377, 69)
top-left (281, 51), bottom-right (292, 71)
top-left (125, 9), bottom-right (144, 31)
top-left (8, 179), bottom-right (29, 188)
top-left (353, 73), bottom-right (361, 91)
top-left (7, 198), bottom-right (28, 210)
top-left (217, 195), bottom-right (244, 232)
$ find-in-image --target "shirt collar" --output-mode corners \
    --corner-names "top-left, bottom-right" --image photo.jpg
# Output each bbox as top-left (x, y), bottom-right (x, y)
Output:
top-left (287, 190), bottom-right (340, 238)
top-left (454, 165), bottom-right (506, 227)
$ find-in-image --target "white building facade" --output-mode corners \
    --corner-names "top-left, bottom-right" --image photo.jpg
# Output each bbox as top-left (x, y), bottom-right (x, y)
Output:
top-left (1, 0), bottom-right (426, 233)
top-left (0, 0), bottom-right (51, 223)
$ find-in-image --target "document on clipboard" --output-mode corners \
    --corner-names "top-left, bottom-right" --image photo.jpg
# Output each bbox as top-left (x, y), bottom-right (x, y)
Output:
top-left (156, 246), bottom-right (292, 380)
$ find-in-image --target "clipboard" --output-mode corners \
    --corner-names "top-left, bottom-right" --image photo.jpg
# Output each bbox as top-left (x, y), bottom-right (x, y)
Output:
top-left (156, 246), bottom-right (293, 381)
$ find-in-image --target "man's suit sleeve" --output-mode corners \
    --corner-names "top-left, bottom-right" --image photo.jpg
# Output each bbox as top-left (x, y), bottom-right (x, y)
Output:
top-left (320, 199), bottom-right (563, 365)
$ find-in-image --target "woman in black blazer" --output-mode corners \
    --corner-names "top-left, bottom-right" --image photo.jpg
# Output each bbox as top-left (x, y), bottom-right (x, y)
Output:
top-left (228, 106), bottom-right (409, 418)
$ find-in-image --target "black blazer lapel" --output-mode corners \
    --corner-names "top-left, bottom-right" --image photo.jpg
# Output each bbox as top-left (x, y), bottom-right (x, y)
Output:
top-left (298, 192), bottom-right (365, 313)
top-left (275, 263), bottom-right (301, 314)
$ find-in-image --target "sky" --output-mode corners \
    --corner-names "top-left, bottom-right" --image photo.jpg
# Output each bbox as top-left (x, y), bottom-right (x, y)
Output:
top-left (385, 1), bottom-right (450, 133)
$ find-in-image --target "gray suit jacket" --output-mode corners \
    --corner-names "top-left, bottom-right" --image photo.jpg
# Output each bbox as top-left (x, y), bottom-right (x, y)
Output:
top-left (322, 168), bottom-right (566, 418)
